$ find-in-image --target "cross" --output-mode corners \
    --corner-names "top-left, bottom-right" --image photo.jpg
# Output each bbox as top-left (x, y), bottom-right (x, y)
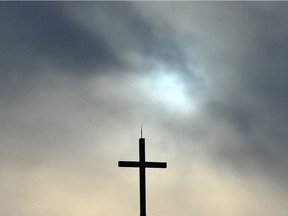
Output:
top-left (118, 128), bottom-right (167, 216)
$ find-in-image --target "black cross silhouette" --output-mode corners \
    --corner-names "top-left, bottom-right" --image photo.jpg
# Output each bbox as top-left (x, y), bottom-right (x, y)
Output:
top-left (118, 130), bottom-right (167, 216)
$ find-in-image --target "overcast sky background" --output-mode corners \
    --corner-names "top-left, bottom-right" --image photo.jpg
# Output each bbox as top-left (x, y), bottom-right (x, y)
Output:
top-left (1, 2), bottom-right (288, 216)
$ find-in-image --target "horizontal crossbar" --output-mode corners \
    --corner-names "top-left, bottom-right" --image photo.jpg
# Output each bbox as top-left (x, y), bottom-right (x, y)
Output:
top-left (118, 161), bottom-right (167, 168)
top-left (146, 162), bottom-right (167, 168)
top-left (118, 161), bottom-right (139, 167)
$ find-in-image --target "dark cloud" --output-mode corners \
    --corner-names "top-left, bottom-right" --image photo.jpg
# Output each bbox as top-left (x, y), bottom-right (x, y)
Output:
top-left (120, 2), bottom-right (288, 185)
top-left (2, 2), bottom-right (288, 215)
top-left (193, 2), bottom-right (288, 182)
top-left (0, 2), bottom-right (120, 75)
top-left (68, 2), bottom-right (195, 75)
top-left (3, 1), bottom-right (288, 179)
top-left (0, 2), bottom-right (125, 107)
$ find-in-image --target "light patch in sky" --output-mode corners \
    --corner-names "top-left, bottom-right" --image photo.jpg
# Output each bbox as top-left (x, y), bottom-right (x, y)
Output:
top-left (139, 66), bottom-right (194, 114)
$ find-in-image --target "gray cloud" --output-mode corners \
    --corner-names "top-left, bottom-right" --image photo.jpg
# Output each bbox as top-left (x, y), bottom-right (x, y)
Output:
top-left (0, 2), bottom-right (120, 75)
top-left (200, 3), bottom-right (288, 179)
top-left (2, 2), bottom-right (288, 215)
top-left (125, 1), bottom-right (288, 183)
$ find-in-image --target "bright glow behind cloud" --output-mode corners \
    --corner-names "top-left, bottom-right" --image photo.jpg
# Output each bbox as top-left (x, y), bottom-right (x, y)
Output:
top-left (139, 66), bottom-right (194, 114)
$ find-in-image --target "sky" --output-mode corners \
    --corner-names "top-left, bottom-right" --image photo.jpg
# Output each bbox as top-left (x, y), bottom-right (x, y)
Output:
top-left (1, 1), bottom-right (288, 216)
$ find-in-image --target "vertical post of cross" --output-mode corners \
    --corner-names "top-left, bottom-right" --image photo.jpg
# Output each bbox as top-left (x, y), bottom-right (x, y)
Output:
top-left (139, 137), bottom-right (146, 216)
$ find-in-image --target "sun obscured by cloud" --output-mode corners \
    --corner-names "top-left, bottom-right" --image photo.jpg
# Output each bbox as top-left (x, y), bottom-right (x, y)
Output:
top-left (138, 66), bottom-right (196, 114)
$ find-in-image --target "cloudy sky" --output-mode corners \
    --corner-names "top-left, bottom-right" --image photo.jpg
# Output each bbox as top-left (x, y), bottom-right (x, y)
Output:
top-left (1, 1), bottom-right (288, 216)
